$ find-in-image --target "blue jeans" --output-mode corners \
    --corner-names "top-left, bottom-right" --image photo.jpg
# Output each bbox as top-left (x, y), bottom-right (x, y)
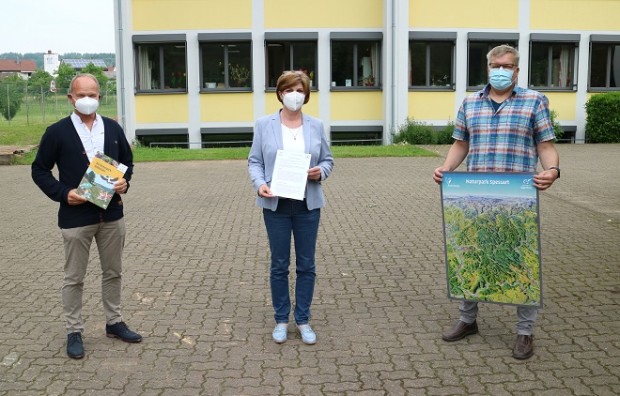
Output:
top-left (263, 199), bottom-right (321, 325)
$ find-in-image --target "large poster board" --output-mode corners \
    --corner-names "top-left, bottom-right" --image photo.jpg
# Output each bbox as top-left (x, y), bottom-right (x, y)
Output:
top-left (440, 172), bottom-right (543, 307)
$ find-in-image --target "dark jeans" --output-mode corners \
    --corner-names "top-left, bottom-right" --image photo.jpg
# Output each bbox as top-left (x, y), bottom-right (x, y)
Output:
top-left (263, 199), bottom-right (321, 325)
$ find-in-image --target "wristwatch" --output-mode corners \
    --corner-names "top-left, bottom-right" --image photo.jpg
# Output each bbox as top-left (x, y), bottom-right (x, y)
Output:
top-left (548, 166), bottom-right (561, 179)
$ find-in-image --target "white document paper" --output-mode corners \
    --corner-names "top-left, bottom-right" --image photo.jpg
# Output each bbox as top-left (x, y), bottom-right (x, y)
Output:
top-left (270, 149), bottom-right (312, 201)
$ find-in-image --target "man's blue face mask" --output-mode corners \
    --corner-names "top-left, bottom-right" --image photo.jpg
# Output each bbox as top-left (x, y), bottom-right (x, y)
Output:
top-left (489, 68), bottom-right (514, 91)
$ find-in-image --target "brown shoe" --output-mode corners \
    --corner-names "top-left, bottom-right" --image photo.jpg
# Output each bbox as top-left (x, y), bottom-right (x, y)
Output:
top-left (441, 320), bottom-right (478, 342)
top-left (513, 335), bottom-right (534, 360)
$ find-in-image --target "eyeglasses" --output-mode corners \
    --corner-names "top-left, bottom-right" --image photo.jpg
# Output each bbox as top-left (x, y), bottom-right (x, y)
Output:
top-left (488, 63), bottom-right (517, 70)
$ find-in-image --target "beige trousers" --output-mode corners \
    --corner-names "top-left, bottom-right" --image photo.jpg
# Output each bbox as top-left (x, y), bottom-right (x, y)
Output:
top-left (60, 218), bottom-right (125, 334)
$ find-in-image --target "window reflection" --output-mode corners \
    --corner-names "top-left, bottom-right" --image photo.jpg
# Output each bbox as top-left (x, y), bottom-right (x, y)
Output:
top-left (410, 41), bottom-right (453, 88)
top-left (201, 42), bottom-right (252, 90)
top-left (530, 42), bottom-right (577, 89)
top-left (136, 43), bottom-right (187, 91)
top-left (589, 43), bottom-right (619, 89)
top-left (331, 41), bottom-right (381, 88)
top-left (266, 41), bottom-right (317, 88)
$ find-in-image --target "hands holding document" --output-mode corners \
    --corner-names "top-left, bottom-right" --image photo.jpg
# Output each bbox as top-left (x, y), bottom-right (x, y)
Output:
top-left (258, 150), bottom-right (321, 200)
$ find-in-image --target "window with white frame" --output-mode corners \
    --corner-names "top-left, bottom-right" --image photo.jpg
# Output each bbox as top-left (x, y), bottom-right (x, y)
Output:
top-left (265, 32), bottom-right (317, 89)
top-left (133, 35), bottom-right (187, 92)
top-left (331, 32), bottom-right (382, 89)
top-left (589, 35), bottom-right (620, 90)
top-left (529, 34), bottom-right (579, 90)
top-left (409, 32), bottom-right (455, 89)
top-left (199, 33), bottom-right (252, 91)
top-left (467, 33), bottom-right (519, 89)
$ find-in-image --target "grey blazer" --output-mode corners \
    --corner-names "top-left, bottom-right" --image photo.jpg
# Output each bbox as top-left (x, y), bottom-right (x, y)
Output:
top-left (248, 111), bottom-right (334, 211)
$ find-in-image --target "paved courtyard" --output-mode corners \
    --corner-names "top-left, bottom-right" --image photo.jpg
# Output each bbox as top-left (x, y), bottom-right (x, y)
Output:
top-left (0, 144), bottom-right (619, 395)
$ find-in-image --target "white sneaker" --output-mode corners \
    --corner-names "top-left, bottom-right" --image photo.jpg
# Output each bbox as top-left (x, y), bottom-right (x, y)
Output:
top-left (297, 324), bottom-right (316, 345)
top-left (272, 323), bottom-right (288, 344)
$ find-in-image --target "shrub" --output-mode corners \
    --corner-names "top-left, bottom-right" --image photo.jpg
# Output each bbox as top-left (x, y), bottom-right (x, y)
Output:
top-left (393, 118), bottom-right (454, 145)
top-left (549, 110), bottom-right (564, 142)
top-left (0, 74), bottom-right (26, 121)
top-left (585, 92), bottom-right (620, 143)
top-left (436, 122), bottom-right (455, 144)
top-left (393, 113), bottom-right (565, 145)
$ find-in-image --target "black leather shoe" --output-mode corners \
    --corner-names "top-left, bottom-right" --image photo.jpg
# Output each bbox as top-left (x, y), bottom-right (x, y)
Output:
top-left (442, 320), bottom-right (478, 342)
top-left (106, 322), bottom-right (142, 343)
top-left (67, 332), bottom-right (84, 359)
top-left (513, 335), bottom-right (534, 360)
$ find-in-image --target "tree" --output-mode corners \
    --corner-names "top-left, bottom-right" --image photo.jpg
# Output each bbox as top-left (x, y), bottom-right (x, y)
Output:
top-left (105, 79), bottom-right (117, 94)
top-left (102, 79), bottom-right (117, 105)
top-left (55, 62), bottom-right (110, 97)
top-left (28, 70), bottom-right (54, 100)
top-left (0, 73), bottom-right (26, 121)
top-left (81, 63), bottom-right (109, 91)
top-left (55, 63), bottom-right (76, 94)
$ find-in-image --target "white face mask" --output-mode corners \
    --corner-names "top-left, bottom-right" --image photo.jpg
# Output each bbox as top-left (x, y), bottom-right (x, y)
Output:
top-left (282, 91), bottom-right (305, 112)
top-left (74, 97), bottom-right (99, 115)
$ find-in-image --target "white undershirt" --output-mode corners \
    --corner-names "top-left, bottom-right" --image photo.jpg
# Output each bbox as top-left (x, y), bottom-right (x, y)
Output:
top-left (71, 112), bottom-right (105, 162)
top-left (281, 124), bottom-right (305, 153)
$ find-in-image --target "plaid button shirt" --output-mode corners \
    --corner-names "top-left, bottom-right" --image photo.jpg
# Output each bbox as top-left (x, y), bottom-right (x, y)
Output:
top-left (453, 85), bottom-right (555, 173)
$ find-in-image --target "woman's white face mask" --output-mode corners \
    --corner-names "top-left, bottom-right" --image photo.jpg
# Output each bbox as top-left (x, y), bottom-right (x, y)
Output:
top-left (282, 91), bottom-right (305, 112)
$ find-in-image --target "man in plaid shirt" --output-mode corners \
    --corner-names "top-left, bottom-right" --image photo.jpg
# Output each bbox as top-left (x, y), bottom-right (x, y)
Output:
top-left (433, 44), bottom-right (560, 360)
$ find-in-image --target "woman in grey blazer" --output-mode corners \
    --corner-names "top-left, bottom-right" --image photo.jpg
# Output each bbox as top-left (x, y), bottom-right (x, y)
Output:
top-left (248, 71), bottom-right (334, 345)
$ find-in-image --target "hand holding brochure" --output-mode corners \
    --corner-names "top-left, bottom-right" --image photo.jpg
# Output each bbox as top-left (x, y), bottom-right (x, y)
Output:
top-left (269, 149), bottom-right (312, 201)
top-left (76, 151), bottom-right (128, 209)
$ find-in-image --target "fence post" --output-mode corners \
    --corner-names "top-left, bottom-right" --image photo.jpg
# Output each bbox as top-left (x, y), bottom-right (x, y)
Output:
top-left (25, 83), bottom-right (30, 125)
top-left (6, 85), bottom-right (10, 125)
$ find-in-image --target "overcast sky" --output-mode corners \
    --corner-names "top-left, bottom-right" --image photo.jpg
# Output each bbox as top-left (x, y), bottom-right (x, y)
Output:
top-left (2, 0), bottom-right (115, 55)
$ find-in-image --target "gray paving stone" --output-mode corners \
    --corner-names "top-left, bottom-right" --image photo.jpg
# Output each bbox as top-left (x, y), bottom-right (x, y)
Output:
top-left (0, 144), bottom-right (619, 395)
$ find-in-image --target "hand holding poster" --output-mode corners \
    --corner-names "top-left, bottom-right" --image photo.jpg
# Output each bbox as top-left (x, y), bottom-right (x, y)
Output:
top-left (440, 172), bottom-right (543, 307)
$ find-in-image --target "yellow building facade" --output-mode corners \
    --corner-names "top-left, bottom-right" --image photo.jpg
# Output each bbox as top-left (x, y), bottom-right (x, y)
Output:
top-left (114, 0), bottom-right (620, 146)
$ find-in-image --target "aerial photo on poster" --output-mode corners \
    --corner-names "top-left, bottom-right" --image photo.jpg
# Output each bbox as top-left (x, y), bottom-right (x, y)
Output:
top-left (440, 172), bottom-right (542, 307)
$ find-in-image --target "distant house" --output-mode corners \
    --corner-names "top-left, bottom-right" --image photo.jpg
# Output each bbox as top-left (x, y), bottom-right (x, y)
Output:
top-left (0, 59), bottom-right (37, 79)
top-left (103, 66), bottom-right (117, 80)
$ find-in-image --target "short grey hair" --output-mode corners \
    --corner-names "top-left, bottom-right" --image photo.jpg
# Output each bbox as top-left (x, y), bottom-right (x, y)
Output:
top-left (68, 73), bottom-right (100, 94)
top-left (486, 45), bottom-right (520, 65)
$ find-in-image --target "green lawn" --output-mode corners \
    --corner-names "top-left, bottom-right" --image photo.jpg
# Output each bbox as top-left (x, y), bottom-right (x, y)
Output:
top-left (2, 93), bottom-right (438, 164)
top-left (130, 144), bottom-right (436, 162)
top-left (11, 143), bottom-right (437, 165)
top-left (0, 93), bottom-right (118, 145)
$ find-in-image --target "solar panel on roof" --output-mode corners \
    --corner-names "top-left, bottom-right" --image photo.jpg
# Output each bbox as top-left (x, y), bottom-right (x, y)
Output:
top-left (63, 59), bottom-right (107, 68)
